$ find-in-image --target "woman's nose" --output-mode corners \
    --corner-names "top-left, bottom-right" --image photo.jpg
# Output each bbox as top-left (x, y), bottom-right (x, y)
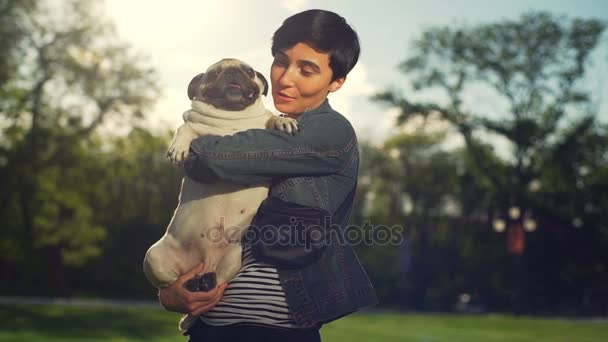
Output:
top-left (278, 66), bottom-right (296, 86)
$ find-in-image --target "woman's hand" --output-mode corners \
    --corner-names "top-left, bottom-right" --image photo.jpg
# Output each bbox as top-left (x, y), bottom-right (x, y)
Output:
top-left (158, 262), bottom-right (228, 316)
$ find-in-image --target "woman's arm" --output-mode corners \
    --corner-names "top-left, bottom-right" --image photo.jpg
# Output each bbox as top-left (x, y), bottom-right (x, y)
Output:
top-left (184, 113), bottom-right (356, 184)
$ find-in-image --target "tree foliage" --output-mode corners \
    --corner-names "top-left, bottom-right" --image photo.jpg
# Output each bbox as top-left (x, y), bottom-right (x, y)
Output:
top-left (0, 0), bottom-right (160, 294)
top-left (355, 133), bottom-right (463, 310)
top-left (370, 11), bottom-right (608, 314)
top-left (375, 12), bottom-right (605, 199)
top-left (1, 5), bottom-right (606, 316)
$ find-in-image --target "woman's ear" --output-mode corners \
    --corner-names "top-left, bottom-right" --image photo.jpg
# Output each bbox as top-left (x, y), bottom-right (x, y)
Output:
top-left (328, 77), bottom-right (346, 93)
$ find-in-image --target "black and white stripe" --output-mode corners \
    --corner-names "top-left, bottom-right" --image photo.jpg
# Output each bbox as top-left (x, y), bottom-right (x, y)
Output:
top-left (200, 244), bottom-right (297, 328)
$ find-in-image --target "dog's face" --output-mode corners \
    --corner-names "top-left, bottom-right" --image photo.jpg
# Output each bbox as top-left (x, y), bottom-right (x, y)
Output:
top-left (187, 58), bottom-right (268, 111)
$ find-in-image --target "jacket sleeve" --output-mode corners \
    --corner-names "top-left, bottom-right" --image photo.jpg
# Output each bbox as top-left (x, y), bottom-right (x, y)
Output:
top-left (183, 114), bottom-right (357, 184)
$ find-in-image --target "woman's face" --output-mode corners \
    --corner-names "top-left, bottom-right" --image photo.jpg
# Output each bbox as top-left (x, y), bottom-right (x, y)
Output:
top-left (270, 42), bottom-right (345, 117)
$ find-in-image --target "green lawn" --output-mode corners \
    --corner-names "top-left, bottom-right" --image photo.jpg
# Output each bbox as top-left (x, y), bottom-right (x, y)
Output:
top-left (1, 304), bottom-right (606, 341)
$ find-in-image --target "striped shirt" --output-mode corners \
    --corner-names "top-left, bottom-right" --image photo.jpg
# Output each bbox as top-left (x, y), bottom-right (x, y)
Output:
top-left (199, 244), bottom-right (298, 328)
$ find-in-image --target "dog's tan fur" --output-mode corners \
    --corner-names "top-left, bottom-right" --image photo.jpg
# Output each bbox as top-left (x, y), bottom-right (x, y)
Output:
top-left (142, 59), bottom-right (297, 331)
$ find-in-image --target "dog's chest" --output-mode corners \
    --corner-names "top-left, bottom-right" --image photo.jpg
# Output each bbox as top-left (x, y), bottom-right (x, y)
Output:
top-left (177, 177), bottom-right (268, 230)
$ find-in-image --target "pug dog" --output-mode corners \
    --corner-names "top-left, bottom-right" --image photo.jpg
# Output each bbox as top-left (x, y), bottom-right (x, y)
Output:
top-left (142, 58), bottom-right (298, 331)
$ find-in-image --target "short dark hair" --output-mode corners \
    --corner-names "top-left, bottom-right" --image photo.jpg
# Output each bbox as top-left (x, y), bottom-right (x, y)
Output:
top-left (271, 9), bottom-right (360, 81)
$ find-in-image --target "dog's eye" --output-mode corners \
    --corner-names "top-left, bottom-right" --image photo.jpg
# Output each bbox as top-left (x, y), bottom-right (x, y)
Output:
top-left (244, 67), bottom-right (255, 78)
top-left (207, 69), bottom-right (219, 80)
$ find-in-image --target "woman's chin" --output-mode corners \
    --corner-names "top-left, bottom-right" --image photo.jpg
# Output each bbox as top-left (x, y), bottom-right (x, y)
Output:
top-left (274, 102), bottom-right (297, 115)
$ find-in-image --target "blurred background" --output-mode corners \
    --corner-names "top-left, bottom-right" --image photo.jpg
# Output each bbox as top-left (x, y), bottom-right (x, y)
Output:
top-left (1, 0), bottom-right (607, 341)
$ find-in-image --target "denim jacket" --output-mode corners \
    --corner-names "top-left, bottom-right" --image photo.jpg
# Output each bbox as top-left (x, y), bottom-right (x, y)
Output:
top-left (184, 99), bottom-right (378, 329)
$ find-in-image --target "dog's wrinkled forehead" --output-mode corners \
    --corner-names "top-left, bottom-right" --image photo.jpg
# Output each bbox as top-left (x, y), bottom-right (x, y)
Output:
top-left (206, 58), bottom-right (249, 72)
top-left (205, 58), bottom-right (254, 80)
top-left (205, 58), bottom-right (265, 90)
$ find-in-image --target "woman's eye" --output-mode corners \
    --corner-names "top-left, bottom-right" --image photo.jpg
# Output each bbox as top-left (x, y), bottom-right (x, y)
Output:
top-left (301, 69), bottom-right (314, 76)
top-left (273, 58), bottom-right (288, 66)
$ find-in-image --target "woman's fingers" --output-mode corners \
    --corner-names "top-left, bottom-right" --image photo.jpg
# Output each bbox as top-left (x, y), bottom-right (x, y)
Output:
top-left (187, 281), bottom-right (226, 302)
top-left (167, 262), bottom-right (228, 315)
top-left (190, 283), bottom-right (229, 316)
top-left (177, 262), bottom-right (206, 287)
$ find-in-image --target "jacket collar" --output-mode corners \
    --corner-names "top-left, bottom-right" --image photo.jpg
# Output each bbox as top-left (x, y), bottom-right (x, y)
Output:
top-left (298, 99), bottom-right (332, 120)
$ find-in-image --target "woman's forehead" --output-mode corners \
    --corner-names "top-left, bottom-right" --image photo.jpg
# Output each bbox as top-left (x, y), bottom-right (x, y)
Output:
top-left (276, 42), bottom-right (331, 66)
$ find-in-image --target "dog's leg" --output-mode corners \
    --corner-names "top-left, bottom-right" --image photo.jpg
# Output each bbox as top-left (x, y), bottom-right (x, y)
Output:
top-left (266, 115), bottom-right (300, 135)
top-left (167, 123), bottom-right (198, 164)
top-left (143, 237), bottom-right (182, 288)
top-left (167, 120), bottom-right (234, 165)
top-left (179, 314), bottom-right (199, 332)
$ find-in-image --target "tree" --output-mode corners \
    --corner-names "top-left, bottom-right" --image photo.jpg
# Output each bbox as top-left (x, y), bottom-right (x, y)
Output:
top-left (0, 0), bottom-right (159, 294)
top-left (0, 0), bottom-right (37, 86)
top-left (73, 127), bottom-right (181, 298)
top-left (375, 11), bottom-right (604, 206)
top-left (355, 132), bottom-right (461, 310)
top-left (374, 11), bottom-right (608, 314)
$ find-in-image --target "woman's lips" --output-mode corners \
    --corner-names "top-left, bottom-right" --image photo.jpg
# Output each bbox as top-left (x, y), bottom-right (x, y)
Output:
top-left (275, 91), bottom-right (295, 103)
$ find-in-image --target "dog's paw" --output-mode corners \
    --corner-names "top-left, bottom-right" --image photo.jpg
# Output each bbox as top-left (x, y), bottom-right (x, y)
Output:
top-left (267, 116), bottom-right (300, 135)
top-left (166, 144), bottom-right (190, 165)
top-left (183, 272), bottom-right (217, 292)
top-left (167, 125), bottom-right (198, 165)
top-left (166, 138), bottom-right (192, 165)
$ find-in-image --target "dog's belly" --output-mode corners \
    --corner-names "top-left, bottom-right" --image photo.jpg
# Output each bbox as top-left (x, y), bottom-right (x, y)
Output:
top-left (143, 97), bottom-right (275, 292)
top-left (170, 176), bottom-right (267, 249)
top-left (143, 176), bottom-right (268, 288)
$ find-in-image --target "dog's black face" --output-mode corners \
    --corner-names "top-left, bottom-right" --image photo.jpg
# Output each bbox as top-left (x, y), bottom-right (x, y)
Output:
top-left (187, 58), bottom-right (268, 111)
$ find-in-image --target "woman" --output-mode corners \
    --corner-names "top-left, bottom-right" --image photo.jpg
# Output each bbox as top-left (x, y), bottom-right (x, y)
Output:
top-left (159, 9), bottom-right (378, 342)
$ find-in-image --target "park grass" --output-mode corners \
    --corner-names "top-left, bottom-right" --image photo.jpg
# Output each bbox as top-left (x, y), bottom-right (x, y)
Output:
top-left (1, 303), bottom-right (607, 342)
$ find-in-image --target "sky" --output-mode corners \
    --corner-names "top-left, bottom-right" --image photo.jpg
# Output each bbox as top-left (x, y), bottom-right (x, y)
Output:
top-left (103, 0), bottom-right (608, 146)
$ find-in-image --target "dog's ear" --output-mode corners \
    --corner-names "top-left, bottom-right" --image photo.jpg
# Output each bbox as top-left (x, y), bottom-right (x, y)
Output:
top-left (255, 71), bottom-right (268, 96)
top-left (187, 73), bottom-right (205, 100)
